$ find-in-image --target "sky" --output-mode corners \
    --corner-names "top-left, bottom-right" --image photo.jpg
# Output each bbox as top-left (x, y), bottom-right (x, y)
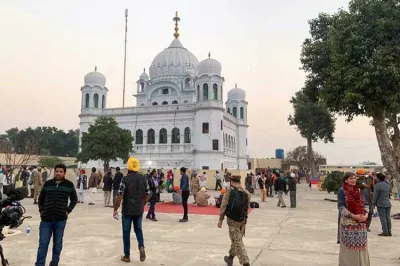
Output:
top-left (0, 0), bottom-right (382, 165)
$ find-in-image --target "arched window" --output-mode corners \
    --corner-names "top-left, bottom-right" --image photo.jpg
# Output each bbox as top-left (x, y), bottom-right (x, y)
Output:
top-left (233, 107), bottom-right (237, 118)
top-left (185, 78), bottom-right (191, 88)
top-left (213, 84), bottom-right (218, 100)
top-left (240, 107), bottom-right (244, 119)
top-left (85, 93), bottom-right (89, 108)
top-left (135, 129), bottom-right (143, 144)
top-left (227, 108), bottom-right (230, 114)
top-left (197, 85), bottom-right (200, 101)
top-left (152, 102), bottom-right (158, 106)
top-left (147, 129), bottom-right (155, 144)
top-left (203, 84), bottom-right (208, 100)
top-left (140, 82), bottom-right (145, 92)
top-left (159, 128), bottom-right (167, 144)
top-left (172, 128), bottom-right (180, 143)
top-left (184, 127), bottom-right (191, 143)
top-left (102, 95), bottom-right (105, 109)
top-left (140, 103), bottom-right (145, 106)
top-left (162, 101), bottom-right (168, 105)
top-left (229, 136), bottom-right (232, 149)
top-left (172, 100), bottom-right (178, 104)
top-left (183, 100), bottom-right (188, 104)
top-left (94, 93), bottom-right (99, 108)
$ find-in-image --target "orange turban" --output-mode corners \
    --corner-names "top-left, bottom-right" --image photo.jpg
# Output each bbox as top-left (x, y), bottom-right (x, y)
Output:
top-left (220, 188), bottom-right (226, 195)
top-left (357, 169), bottom-right (366, 175)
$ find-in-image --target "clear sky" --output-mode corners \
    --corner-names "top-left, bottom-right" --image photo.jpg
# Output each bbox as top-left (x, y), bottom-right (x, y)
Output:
top-left (0, 0), bottom-right (382, 165)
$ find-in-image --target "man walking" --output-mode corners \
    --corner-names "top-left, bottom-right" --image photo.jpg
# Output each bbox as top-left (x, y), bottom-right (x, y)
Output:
top-left (179, 167), bottom-right (190, 222)
top-left (33, 168), bottom-right (43, 205)
top-left (288, 173), bottom-right (297, 208)
top-left (215, 170), bottom-right (222, 191)
top-left (373, 172), bottom-right (392, 236)
top-left (274, 173), bottom-right (287, 208)
top-left (35, 163), bottom-right (78, 266)
top-left (88, 167), bottom-right (98, 205)
top-left (103, 170), bottom-right (113, 207)
top-left (114, 157), bottom-right (147, 263)
top-left (113, 167), bottom-right (123, 206)
top-left (218, 175), bottom-right (251, 266)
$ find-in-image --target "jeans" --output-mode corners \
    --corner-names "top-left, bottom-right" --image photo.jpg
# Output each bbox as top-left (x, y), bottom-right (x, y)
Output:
top-left (289, 191), bottom-right (296, 207)
top-left (215, 180), bottom-right (222, 190)
top-left (377, 207), bottom-right (392, 234)
top-left (113, 189), bottom-right (118, 206)
top-left (146, 199), bottom-right (156, 219)
top-left (35, 220), bottom-right (67, 266)
top-left (181, 191), bottom-right (190, 219)
top-left (122, 214), bottom-right (144, 257)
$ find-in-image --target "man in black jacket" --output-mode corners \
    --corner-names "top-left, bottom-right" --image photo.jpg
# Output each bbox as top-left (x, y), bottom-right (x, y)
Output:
top-left (274, 173), bottom-right (287, 208)
top-left (113, 167), bottom-right (124, 206)
top-left (35, 164), bottom-right (78, 266)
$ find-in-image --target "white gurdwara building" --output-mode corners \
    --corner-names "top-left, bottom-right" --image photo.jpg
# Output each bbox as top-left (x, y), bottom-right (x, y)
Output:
top-left (79, 13), bottom-right (249, 170)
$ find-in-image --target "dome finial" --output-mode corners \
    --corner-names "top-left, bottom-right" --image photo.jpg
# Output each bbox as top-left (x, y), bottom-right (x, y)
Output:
top-left (95, 65), bottom-right (97, 71)
top-left (173, 11), bottom-right (180, 39)
top-left (235, 83), bottom-right (237, 88)
top-left (208, 52), bottom-right (211, 58)
top-left (143, 68), bottom-right (146, 73)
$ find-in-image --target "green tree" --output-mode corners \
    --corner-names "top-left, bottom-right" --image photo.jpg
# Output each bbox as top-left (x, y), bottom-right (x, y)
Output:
top-left (288, 90), bottom-right (335, 178)
top-left (286, 145), bottom-right (328, 172)
top-left (301, 0), bottom-right (400, 180)
top-left (38, 156), bottom-right (65, 177)
top-left (77, 116), bottom-right (133, 171)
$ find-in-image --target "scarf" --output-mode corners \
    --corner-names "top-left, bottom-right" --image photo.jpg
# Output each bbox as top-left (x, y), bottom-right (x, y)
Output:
top-left (343, 183), bottom-right (365, 215)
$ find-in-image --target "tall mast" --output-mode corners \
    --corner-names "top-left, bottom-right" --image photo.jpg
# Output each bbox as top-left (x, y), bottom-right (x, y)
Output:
top-left (122, 9), bottom-right (128, 107)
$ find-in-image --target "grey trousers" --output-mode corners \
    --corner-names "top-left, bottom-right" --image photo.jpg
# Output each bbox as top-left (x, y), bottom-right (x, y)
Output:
top-left (289, 191), bottom-right (296, 208)
top-left (277, 191), bottom-right (286, 207)
top-left (377, 207), bottom-right (391, 234)
top-left (104, 191), bottom-right (111, 206)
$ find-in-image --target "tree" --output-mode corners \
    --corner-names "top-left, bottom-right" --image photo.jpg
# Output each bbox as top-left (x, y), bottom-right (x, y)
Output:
top-left (301, 0), bottom-right (400, 180)
top-left (288, 89), bottom-right (335, 178)
top-left (285, 145), bottom-right (327, 171)
top-left (38, 156), bottom-right (65, 178)
top-left (77, 116), bottom-right (133, 171)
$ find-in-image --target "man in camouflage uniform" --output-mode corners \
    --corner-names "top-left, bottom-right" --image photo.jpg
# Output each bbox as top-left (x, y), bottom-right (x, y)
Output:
top-left (218, 175), bottom-right (251, 266)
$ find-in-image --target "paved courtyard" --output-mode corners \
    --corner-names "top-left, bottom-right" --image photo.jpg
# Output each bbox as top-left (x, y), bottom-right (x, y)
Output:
top-left (3, 183), bottom-right (400, 266)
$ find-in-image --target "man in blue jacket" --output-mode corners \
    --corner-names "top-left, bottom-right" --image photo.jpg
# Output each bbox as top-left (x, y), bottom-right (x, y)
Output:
top-left (179, 167), bottom-right (190, 222)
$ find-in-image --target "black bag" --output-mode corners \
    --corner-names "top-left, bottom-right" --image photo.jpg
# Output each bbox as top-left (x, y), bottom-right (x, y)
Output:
top-left (225, 188), bottom-right (247, 222)
top-left (250, 201), bottom-right (259, 208)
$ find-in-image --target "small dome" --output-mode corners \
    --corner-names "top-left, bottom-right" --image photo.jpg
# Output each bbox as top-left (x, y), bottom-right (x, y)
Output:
top-left (139, 69), bottom-right (149, 81)
top-left (198, 55), bottom-right (222, 75)
top-left (84, 68), bottom-right (106, 86)
top-left (227, 85), bottom-right (246, 100)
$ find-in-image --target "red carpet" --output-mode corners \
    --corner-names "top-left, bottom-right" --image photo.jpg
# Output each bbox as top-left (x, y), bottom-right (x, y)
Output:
top-left (144, 201), bottom-right (254, 216)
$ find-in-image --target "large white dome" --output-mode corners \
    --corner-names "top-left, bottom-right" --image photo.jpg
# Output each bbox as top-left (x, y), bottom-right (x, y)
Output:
top-left (84, 69), bottom-right (106, 87)
top-left (198, 56), bottom-right (221, 75)
top-left (149, 39), bottom-right (199, 79)
top-left (227, 86), bottom-right (246, 100)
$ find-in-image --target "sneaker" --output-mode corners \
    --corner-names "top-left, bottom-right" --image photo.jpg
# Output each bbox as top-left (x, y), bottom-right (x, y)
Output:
top-left (224, 255), bottom-right (233, 266)
top-left (281, 206), bottom-right (287, 208)
top-left (121, 256), bottom-right (130, 263)
top-left (179, 218), bottom-right (188, 223)
top-left (139, 247), bottom-right (146, 261)
top-left (146, 216), bottom-right (151, 220)
top-left (151, 218), bottom-right (158, 222)
top-left (89, 203), bottom-right (95, 205)
top-left (378, 232), bottom-right (389, 236)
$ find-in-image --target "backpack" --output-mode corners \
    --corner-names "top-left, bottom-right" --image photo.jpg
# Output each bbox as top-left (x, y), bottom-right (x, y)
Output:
top-left (225, 188), bottom-right (248, 222)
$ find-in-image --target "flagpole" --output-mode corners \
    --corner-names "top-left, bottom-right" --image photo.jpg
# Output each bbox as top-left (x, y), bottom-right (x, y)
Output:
top-left (123, 9), bottom-right (128, 107)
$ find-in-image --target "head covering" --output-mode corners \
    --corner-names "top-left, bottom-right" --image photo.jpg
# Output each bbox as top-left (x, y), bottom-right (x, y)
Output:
top-left (220, 188), bottom-right (226, 195)
top-left (80, 169), bottom-right (86, 174)
top-left (290, 173), bottom-right (295, 178)
top-left (230, 175), bottom-right (241, 182)
top-left (174, 185), bottom-right (180, 191)
top-left (127, 157), bottom-right (140, 172)
top-left (356, 169), bottom-right (366, 175)
top-left (200, 187), bottom-right (206, 192)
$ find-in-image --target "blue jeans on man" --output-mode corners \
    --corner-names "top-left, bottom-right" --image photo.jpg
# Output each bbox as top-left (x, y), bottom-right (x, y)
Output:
top-left (35, 220), bottom-right (67, 266)
top-left (146, 200), bottom-right (156, 219)
top-left (122, 214), bottom-right (144, 257)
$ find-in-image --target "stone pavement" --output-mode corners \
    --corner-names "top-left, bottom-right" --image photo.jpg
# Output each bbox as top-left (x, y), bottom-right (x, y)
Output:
top-left (3, 183), bottom-right (400, 266)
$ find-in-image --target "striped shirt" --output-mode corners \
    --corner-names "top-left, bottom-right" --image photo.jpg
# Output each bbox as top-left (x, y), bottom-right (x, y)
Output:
top-left (38, 178), bottom-right (78, 222)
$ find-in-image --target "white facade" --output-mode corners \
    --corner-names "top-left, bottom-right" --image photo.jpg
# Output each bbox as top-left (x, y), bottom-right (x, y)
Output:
top-left (78, 15), bottom-right (249, 170)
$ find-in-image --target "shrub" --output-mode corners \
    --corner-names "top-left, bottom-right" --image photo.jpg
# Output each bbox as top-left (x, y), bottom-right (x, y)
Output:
top-left (321, 171), bottom-right (344, 194)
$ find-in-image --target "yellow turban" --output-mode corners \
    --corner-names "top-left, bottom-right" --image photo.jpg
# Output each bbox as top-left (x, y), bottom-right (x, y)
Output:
top-left (127, 157), bottom-right (140, 172)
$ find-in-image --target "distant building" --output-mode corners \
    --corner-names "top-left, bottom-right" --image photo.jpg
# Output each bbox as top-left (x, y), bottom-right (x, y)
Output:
top-left (319, 164), bottom-right (384, 175)
top-left (78, 13), bottom-right (249, 170)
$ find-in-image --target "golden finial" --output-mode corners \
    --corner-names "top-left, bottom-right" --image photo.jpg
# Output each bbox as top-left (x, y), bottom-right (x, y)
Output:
top-left (235, 83), bottom-right (237, 88)
top-left (208, 52), bottom-right (211, 58)
top-left (95, 65), bottom-right (97, 71)
top-left (173, 11), bottom-right (180, 39)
